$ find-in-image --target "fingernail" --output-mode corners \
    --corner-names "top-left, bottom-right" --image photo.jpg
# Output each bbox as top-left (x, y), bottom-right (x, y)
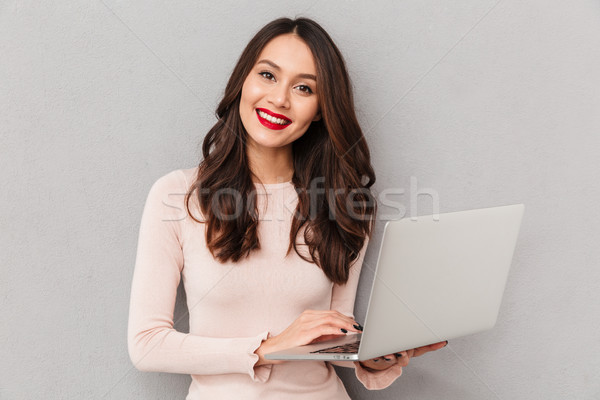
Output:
top-left (353, 324), bottom-right (363, 331)
top-left (444, 340), bottom-right (449, 347)
top-left (340, 328), bottom-right (348, 333)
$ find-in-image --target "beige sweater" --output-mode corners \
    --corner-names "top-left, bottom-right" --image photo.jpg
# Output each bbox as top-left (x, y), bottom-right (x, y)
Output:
top-left (127, 167), bottom-right (403, 399)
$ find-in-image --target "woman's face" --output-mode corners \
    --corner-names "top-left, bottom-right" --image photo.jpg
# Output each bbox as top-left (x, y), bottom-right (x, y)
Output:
top-left (239, 34), bottom-right (321, 154)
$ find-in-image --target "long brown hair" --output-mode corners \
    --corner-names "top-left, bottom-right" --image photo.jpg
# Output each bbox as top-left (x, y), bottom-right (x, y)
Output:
top-left (185, 17), bottom-right (376, 285)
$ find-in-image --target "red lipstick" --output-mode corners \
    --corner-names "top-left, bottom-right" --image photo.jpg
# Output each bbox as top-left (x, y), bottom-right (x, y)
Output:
top-left (255, 108), bottom-right (291, 131)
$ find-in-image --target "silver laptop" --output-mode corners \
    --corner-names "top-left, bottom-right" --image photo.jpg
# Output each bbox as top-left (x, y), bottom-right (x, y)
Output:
top-left (265, 203), bottom-right (525, 361)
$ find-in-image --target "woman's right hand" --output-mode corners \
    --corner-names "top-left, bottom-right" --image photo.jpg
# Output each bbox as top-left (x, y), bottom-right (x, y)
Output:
top-left (254, 309), bottom-right (362, 366)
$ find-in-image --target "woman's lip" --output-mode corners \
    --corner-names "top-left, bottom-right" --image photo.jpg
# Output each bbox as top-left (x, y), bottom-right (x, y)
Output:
top-left (256, 109), bottom-right (290, 130)
top-left (256, 108), bottom-right (292, 123)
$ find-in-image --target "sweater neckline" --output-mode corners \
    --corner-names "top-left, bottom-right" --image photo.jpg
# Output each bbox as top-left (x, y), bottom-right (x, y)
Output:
top-left (253, 181), bottom-right (293, 189)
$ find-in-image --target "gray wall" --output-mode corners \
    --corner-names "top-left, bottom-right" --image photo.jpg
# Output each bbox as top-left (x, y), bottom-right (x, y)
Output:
top-left (1, 1), bottom-right (599, 399)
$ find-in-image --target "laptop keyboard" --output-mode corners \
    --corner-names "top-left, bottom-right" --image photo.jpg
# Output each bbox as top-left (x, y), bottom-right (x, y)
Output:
top-left (311, 340), bottom-right (360, 354)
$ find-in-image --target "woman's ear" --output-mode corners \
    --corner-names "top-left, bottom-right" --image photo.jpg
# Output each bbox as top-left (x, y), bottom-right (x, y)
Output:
top-left (312, 111), bottom-right (322, 122)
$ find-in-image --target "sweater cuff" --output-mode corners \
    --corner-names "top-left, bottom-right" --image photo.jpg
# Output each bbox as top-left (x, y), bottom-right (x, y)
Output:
top-left (353, 361), bottom-right (403, 390)
top-left (247, 331), bottom-right (273, 383)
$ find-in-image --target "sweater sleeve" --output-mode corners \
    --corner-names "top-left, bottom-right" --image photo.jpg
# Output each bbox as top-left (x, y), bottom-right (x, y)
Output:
top-left (127, 170), bottom-right (273, 382)
top-left (328, 235), bottom-right (403, 390)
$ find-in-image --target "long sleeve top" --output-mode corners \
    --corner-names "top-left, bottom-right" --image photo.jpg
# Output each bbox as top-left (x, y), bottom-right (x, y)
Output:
top-left (127, 167), bottom-right (403, 399)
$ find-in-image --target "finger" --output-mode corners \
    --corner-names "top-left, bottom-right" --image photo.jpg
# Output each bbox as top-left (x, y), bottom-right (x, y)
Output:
top-left (307, 309), bottom-right (357, 323)
top-left (421, 341), bottom-right (447, 350)
top-left (323, 310), bottom-right (363, 331)
top-left (306, 320), bottom-right (363, 342)
top-left (416, 341), bottom-right (447, 351)
top-left (395, 351), bottom-right (410, 367)
top-left (312, 315), bottom-right (352, 334)
top-left (331, 311), bottom-right (363, 331)
top-left (311, 313), bottom-right (362, 334)
top-left (412, 344), bottom-right (438, 357)
top-left (294, 320), bottom-right (345, 342)
top-left (316, 324), bottom-right (358, 338)
top-left (411, 347), bottom-right (430, 357)
top-left (412, 341), bottom-right (446, 357)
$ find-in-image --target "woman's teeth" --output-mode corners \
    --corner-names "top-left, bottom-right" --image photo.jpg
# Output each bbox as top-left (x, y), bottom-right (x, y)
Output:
top-left (258, 110), bottom-right (290, 125)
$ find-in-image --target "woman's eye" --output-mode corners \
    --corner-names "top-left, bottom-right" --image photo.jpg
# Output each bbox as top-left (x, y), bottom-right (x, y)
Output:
top-left (259, 71), bottom-right (275, 80)
top-left (296, 85), bottom-right (313, 94)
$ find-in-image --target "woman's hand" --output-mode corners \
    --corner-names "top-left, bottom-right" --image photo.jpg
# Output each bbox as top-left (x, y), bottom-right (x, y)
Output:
top-left (358, 340), bottom-right (448, 371)
top-left (254, 309), bottom-right (362, 366)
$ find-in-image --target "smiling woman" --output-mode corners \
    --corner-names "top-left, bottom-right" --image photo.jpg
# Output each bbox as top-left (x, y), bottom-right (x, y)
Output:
top-left (127, 16), bottom-right (443, 400)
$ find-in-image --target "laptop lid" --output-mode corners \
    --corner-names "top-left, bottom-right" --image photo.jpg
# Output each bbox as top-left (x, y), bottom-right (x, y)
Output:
top-left (357, 203), bottom-right (524, 360)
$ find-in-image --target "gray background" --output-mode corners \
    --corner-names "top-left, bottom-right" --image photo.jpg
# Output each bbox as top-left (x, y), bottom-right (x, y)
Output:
top-left (1, 0), bottom-right (599, 399)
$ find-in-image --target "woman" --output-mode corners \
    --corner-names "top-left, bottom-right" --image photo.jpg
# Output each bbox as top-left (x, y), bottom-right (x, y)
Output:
top-left (128, 17), bottom-right (446, 399)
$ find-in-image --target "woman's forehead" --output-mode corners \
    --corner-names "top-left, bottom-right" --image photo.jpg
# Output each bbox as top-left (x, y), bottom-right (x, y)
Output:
top-left (255, 34), bottom-right (317, 77)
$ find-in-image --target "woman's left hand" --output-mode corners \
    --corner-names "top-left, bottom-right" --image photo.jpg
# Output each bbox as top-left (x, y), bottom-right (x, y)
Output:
top-left (358, 340), bottom-right (448, 371)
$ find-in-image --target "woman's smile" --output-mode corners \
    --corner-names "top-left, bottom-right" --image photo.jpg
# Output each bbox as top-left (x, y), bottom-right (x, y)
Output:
top-left (255, 108), bottom-right (292, 130)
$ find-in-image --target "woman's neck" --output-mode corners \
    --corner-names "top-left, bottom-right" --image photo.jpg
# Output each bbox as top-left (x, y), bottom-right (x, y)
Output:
top-left (246, 143), bottom-right (294, 184)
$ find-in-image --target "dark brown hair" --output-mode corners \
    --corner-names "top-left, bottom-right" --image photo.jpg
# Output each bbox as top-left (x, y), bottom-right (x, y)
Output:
top-left (185, 17), bottom-right (376, 285)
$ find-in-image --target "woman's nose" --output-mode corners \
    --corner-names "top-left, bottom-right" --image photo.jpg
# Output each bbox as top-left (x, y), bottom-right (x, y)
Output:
top-left (267, 84), bottom-right (290, 109)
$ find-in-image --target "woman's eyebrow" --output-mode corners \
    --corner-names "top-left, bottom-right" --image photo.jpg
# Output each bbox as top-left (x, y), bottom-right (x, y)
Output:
top-left (257, 59), bottom-right (317, 81)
